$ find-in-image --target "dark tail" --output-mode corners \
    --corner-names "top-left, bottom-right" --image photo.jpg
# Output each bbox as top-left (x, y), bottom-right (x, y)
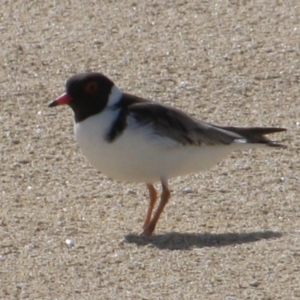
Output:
top-left (218, 126), bottom-right (287, 148)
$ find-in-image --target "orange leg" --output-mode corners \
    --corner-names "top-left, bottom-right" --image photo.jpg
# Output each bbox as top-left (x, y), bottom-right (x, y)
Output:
top-left (143, 184), bottom-right (157, 229)
top-left (141, 179), bottom-right (170, 236)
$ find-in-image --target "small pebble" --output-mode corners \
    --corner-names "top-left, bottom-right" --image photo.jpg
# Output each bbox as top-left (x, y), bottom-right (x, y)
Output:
top-left (65, 238), bottom-right (75, 247)
top-left (24, 243), bottom-right (35, 252)
top-left (249, 280), bottom-right (260, 287)
top-left (183, 187), bottom-right (194, 194)
top-left (125, 189), bottom-right (136, 195)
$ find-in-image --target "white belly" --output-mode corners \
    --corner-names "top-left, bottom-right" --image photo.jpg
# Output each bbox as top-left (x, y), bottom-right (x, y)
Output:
top-left (75, 111), bottom-right (250, 183)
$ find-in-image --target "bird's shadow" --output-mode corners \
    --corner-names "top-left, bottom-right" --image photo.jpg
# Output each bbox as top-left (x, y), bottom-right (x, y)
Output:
top-left (124, 230), bottom-right (283, 250)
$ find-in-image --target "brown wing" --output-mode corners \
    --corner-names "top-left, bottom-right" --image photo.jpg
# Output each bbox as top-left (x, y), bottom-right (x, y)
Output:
top-left (215, 126), bottom-right (287, 147)
top-left (127, 100), bottom-right (286, 147)
top-left (110, 93), bottom-right (286, 147)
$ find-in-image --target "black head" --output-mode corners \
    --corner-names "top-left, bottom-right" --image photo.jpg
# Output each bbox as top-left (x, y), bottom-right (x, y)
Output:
top-left (49, 73), bottom-right (115, 122)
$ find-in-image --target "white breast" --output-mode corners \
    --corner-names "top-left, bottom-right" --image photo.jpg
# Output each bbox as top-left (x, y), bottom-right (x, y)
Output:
top-left (74, 107), bottom-right (250, 183)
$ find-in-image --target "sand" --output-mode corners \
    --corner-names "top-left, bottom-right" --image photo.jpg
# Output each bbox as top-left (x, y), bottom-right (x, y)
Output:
top-left (1, 1), bottom-right (299, 299)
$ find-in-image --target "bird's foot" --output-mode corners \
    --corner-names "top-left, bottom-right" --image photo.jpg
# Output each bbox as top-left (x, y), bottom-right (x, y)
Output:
top-left (140, 224), bottom-right (155, 236)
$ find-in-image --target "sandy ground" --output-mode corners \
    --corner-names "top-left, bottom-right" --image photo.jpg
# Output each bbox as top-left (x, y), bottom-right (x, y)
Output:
top-left (1, 1), bottom-right (300, 299)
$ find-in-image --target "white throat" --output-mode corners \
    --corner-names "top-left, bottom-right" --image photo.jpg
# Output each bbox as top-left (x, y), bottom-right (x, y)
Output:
top-left (107, 85), bottom-right (123, 107)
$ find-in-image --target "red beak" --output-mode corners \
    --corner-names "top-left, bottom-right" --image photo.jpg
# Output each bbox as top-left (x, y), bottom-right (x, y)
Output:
top-left (48, 93), bottom-right (72, 107)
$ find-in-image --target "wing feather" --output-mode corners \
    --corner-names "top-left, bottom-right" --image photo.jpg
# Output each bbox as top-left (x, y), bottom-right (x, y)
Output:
top-left (118, 93), bottom-right (286, 148)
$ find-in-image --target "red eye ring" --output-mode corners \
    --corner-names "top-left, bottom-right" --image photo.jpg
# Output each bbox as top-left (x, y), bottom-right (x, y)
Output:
top-left (84, 81), bottom-right (99, 94)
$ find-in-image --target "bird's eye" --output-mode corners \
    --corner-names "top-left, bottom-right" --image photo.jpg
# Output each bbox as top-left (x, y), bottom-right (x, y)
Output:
top-left (84, 81), bottom-right (99, 94)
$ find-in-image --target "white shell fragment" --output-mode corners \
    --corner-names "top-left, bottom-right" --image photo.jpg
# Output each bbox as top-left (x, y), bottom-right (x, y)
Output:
top-left (65, 238), bottom-right (75, 247)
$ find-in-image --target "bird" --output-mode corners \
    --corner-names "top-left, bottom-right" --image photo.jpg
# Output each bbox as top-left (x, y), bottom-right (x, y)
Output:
top-left (48, 72), bottom-right (286, 236)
